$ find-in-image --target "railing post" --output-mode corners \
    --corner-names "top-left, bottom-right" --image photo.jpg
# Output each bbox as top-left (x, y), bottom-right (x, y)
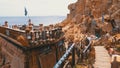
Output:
top-left (55, 45), bottom-right (58, 63)
top-left (34, 32), bottom-right (37, 41)
top-left (72, 46), bottom-right (75, 67)
top-left (80, 52), bottom-right (84, 63)
top-left (38, 31), bottom-right (42, 40)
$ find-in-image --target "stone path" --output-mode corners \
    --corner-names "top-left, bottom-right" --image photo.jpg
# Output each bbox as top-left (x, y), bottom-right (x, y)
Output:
top-left (94, 46), bottom-right (111, 68)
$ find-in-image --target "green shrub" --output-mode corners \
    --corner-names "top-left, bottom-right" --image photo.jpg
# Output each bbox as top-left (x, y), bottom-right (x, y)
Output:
top-left (117, 47), bottom-right (120, 52)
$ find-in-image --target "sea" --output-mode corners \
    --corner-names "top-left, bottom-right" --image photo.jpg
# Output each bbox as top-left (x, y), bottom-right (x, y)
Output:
top-left (0, 16), bottom-right (66, 26)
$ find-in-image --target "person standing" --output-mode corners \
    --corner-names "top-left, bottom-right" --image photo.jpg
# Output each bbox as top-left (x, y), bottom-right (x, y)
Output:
top-left (111, 56), bottom-right (120, 68)
top-left (90, 15), bottom-right (97, 35)
top-left (28, 19), bottom-right (33, 31)
top-left (110, 19), bottom-right (116, 29)
top-left (4, 21), bottom-right (8, 27)
top-left (102, 13), bottom-right (104, 23)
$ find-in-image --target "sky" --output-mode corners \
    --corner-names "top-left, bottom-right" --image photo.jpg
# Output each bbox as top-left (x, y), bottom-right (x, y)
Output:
top-left (0, 0), bottom-right (77, 16)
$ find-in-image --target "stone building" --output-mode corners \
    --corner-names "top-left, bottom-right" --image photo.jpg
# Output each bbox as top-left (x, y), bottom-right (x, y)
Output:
top-left (0, 26), bottom-right (65, 68)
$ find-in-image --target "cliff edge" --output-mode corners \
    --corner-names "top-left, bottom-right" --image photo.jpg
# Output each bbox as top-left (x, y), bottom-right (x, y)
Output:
top-left (60, 0), bottom-right (120, 42)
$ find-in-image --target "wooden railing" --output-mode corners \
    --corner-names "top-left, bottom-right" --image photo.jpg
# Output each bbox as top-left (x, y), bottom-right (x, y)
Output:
top-left (54, 43), bottom-right (75, 68)
top-left (0, 26), bottom-right (64, 46)
top-left (54, 40), bottom-right (92, 68)
top-left (0, 26), bottom-right (25, 39)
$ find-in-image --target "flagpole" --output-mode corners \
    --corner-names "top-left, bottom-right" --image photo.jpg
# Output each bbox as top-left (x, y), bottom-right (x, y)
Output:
top-left (24, 0), bottom-right (31, 23)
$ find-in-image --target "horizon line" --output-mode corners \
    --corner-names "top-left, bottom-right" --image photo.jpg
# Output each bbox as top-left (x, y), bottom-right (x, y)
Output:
top-left (0, 15), bottom-right (66, 17)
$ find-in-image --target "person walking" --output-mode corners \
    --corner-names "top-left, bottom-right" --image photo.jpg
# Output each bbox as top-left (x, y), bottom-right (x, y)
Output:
top-left (111, 56), bottom-right (120, 68)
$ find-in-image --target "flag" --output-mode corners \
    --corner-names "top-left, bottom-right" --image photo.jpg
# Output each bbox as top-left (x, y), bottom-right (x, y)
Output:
top-left (24, 7), bottom-right (28, 16)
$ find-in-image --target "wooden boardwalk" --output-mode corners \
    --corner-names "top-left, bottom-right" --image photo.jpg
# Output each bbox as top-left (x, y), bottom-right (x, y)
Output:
top-left (94, 46), bottom-right (111, 68)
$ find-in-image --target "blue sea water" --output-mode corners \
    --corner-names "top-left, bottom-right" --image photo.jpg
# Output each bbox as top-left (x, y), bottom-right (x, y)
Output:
top-left (0, 16), bottom-right (66, 26)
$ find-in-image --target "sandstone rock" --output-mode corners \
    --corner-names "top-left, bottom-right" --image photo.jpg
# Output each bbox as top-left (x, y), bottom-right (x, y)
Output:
top-left (59, 0), bottom-right (120, 43)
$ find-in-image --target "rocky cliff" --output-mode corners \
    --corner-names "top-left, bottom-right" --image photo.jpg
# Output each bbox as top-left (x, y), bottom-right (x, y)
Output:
top-left (60, 0), bottom-right (120, 42)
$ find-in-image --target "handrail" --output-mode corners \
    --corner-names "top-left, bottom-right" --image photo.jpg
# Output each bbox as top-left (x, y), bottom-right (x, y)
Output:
top-left (0, 33), bottom-right (27, 51)
top-left (0, 26), bottom-right (64, 46)
top-left (83, 40), bottom-right (91, 53)
top-left (53, 38), bottom-right (92, 68)
top-left (54, 43), bottom-right (75, 68)
top-left (0, 26), bottom-right (25, 33)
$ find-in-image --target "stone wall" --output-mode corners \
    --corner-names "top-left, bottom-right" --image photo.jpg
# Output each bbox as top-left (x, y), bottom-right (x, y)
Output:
top-left (0, 37), bottom-right (25, 68)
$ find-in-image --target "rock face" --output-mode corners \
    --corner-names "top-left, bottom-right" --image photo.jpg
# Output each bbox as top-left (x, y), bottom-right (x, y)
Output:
top-left (60, 0), bottom-right (120, 41)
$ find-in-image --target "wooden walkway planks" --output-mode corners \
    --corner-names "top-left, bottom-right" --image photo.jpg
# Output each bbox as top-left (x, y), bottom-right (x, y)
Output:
top-left (94, 46), bottom-right (111, 68)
